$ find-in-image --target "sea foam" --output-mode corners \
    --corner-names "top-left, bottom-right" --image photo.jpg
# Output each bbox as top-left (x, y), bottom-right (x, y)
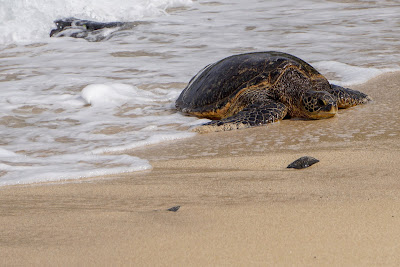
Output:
top-left (81, 83), bottom-right (154, 107)
top-left (0, 153), bottom-right (152, 186)
top-left (314, 61), bottom-right (399, 86)
top-left (0, 79), bottom-right (199, 186)
top-left (0, 0), bottom-right (193, 45)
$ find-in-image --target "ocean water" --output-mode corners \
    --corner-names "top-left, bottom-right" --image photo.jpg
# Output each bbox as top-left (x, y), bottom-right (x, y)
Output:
top-left (1, 0), bottom-right (399, 186)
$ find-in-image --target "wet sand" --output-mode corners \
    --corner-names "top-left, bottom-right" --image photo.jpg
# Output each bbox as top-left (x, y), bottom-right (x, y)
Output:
top-left (1, 72), bottom-right (400, 266)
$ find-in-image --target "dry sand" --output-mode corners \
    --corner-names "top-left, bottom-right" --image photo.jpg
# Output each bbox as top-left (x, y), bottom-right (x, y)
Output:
top-left (1, 72), bottom-right (400, 266)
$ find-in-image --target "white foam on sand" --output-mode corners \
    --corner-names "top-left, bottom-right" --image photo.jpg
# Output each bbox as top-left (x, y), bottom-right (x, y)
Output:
top-left (81, 83), bottom-right (159, 107)
top-left (0, 81), bottom-right (199, 186)
top-left (314, 61), bottom-right (399, 86)
top-left (90, 132), bottom-right (196, 155)
top-left (0, 153), bottom-right (151, 186)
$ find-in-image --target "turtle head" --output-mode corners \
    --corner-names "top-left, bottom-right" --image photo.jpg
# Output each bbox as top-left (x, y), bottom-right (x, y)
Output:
top-left (300, 90), bottom-right (338, 119)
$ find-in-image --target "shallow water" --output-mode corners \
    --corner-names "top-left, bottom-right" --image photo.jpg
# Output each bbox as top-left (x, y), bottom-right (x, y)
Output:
top-left (131, 76), bottom-right (400, 161)
top-left (1, 0), bottom-right (400, 185)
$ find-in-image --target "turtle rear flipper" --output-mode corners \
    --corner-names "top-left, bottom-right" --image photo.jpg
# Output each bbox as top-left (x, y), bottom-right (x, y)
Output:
top-left (329, 84), bottom-right (372, 108)
top-left (194, 100), bottom-right (287, 133)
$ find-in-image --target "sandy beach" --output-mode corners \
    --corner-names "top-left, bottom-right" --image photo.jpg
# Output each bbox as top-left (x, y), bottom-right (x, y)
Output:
top-left (1, 72), bottom-right (400, 266)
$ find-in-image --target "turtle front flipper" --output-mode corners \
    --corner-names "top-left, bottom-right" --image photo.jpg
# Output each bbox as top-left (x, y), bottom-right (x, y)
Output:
top-left (329, 84), bottom-right (372, 108)
top-left (194, 100), bottom-right (287, 133)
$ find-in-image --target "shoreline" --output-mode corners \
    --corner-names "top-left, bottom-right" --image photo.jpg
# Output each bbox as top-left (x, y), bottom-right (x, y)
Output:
top-left (1, 72), bottom-right (400, 265)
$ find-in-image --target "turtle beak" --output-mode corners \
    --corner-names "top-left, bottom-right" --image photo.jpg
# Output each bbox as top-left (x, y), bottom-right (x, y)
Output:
top-left (325, 103), bottom-right (337, 112)
top-left (322, 103), bottom-right (338, 117)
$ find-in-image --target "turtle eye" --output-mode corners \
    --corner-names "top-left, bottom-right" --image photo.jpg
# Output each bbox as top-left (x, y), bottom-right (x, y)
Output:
top-left (317, 99), bottom-right (326, 106)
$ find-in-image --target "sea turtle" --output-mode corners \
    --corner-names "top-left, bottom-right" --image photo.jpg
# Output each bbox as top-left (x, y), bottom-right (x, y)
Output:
top-left (176, 51), bottom-right (371, 133)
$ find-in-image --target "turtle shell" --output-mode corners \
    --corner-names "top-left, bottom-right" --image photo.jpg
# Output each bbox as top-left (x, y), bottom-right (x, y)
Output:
top-left (175, 51), bottom-right (326, 115)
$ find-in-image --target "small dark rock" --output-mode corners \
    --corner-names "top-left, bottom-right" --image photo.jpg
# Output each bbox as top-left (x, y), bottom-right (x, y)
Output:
top-left (167, 206), bottom-right (180, 212)
top-left (287, 156), bottom-right (319, 169)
